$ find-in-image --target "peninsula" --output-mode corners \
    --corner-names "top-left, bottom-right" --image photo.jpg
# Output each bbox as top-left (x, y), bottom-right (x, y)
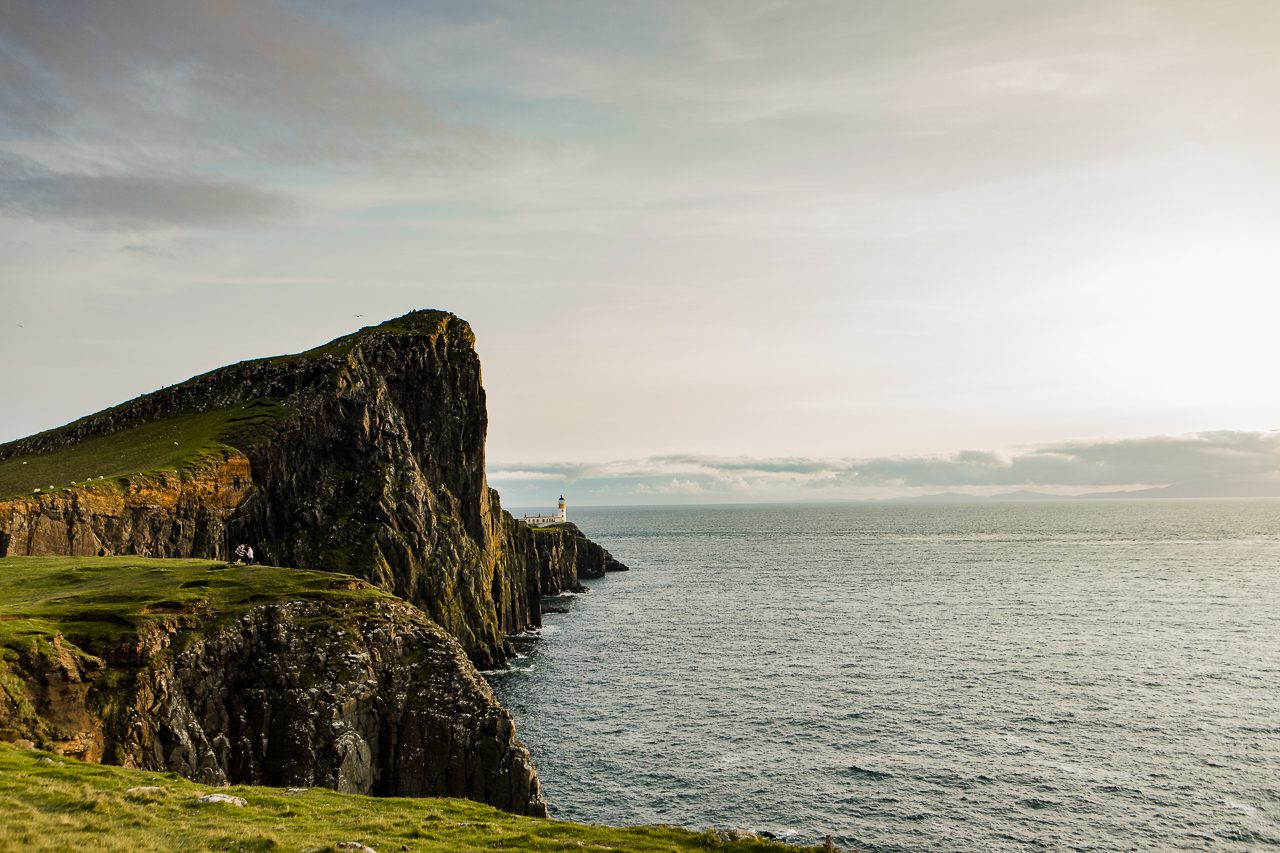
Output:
top-left (0, 311), bottom-right (633, 820)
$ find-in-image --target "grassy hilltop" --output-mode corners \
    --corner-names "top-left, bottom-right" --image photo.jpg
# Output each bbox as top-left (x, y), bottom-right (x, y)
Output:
top-left (0, 557), bottom-right (402, 757)
top-left (0, 556), bottom-right (390, 661)
top-left (0, 558), bottom-right (814, 851)
top-left (0, 310), bottom-right (451, 501)
top-left (0, 403), bottom-right (288, 501)
top-left (0, 555), bottom-right (819, 845)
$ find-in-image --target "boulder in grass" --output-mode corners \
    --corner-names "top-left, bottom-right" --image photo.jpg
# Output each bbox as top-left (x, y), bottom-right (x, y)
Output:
top-left (714, 828), bottom-right (759, 842)
top-left (126, 786), bottom-right (165, 802)
top-left (195, 793), bottom-right (246, 807)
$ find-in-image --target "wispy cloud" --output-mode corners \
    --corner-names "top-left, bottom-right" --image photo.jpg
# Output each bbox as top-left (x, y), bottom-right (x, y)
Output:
top-left (0, 158), bottom-right (293, 229)
top-left (0, 0), bottom-right (484, 230)
top-left (491, 430), bottom-right (1280, 503)
top-left (0, 0), bottom-right (470, 155)
top-left (4, 1), bottom-right (1280, 465)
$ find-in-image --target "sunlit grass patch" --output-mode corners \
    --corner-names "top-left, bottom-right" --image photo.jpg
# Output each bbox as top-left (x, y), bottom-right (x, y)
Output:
top-left (0, 400), bottom-right (291, 500)
top-left (0, 743), bottom-right (811, 852)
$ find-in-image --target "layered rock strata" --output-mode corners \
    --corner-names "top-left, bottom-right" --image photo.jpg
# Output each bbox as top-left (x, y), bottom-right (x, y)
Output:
top-left (0, 452), bottom-right (251, 559)
top-left (0, 310), bottom-right (627, 816)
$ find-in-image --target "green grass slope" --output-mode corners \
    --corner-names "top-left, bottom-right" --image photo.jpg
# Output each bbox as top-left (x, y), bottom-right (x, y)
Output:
top-left (0, 556), bottom-right (391, 658)
top-left (0, 743), bottom-right (809, 853)
top-left (0, 558), bottom-right (819, 851)
top-left (0, 557), bottom-right (396, 744)
top-left (0, 400), bottom-right (290, 500)
top-left (0, 310), bottom-right (459, 503)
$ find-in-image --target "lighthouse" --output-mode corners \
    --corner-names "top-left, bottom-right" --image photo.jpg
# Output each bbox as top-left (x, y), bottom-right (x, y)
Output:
top-left (521, 496), bottom-right (569, 527)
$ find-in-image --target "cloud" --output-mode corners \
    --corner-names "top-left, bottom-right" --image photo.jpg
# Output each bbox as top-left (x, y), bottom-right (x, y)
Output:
top-left (0, 1), bottom-right (468, 156)
top-left (0, 158), bottom-right (293, 229)
top-left (0, 0), bottom-right (485, 230)
top-left (489, 430), bottom-right (1280, 502)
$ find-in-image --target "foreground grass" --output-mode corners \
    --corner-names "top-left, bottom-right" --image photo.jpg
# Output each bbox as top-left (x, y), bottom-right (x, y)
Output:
top-left (0, 560), bottom-right (818, 850)
top-left (0, 400), bottom-right (291, 500)
top-left (0, 743), bottom-right (807, 853)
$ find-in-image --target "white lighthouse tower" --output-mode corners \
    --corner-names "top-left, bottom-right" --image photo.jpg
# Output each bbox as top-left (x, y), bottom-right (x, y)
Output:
top-left (521, 496), bottom-right (569, 527)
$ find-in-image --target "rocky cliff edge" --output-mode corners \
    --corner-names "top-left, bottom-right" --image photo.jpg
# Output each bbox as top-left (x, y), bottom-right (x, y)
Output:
top-left (0, 310), bottom-right (627, 668)
top-left (0, 557), bottom-right (547, 816)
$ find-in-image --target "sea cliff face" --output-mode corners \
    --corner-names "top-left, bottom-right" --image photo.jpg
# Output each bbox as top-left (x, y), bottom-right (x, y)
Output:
top-left (0, 562), bottom-right (546, 815)
top-left (0, 310), bottom-right (627, 817)
top-left (0, 311), bottom-right (626, 668)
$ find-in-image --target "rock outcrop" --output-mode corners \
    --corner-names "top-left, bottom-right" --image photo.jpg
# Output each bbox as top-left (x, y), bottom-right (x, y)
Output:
top-left (524, 521), bottom-right (629, 596)
top-left (0, 310), bottom-right (626, 668)
top-left (0, 567), bottom-right (546, 816)
top-left (0, 310), bottom-right (628, 816)
top-left (0, 452), bottom-right (251, 559)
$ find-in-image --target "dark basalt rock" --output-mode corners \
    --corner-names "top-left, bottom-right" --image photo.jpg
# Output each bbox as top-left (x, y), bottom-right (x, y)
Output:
top-left (0, 310), bottom-right (624, 669)
top-left (2, 596), bottom-right (546, 816)
top-left (0, 310), bottom-right (626, 815)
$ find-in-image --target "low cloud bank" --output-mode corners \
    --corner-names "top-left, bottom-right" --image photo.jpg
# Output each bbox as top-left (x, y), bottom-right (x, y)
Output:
top-left (491, 430), bottom-right (1280, 504)
top-left (0, 158), bottom-right (294, 229)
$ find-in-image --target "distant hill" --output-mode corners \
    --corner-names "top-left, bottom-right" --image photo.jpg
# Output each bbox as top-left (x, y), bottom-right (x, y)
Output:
top-left (894, 490), bottom-right (1067, 503)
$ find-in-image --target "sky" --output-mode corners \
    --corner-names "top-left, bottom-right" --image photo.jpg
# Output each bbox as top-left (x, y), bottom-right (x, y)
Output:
top-left (3, 1), bottom-right (1280, 505)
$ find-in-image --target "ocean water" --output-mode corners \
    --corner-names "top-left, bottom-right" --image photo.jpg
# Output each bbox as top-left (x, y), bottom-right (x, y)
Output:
top-left (488, 501), bottom-right (1280, 851)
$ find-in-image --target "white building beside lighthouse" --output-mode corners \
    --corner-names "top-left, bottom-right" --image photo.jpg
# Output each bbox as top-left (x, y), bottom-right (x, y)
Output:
top-left (522, 496), bottom-right (567, 527)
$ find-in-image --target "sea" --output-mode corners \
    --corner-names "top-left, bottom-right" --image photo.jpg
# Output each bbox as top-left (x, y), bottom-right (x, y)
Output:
top-left (487, 501), bottom-right (1280, 852)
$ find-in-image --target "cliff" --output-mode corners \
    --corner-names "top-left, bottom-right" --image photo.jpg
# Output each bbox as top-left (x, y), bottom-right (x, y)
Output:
top-left (526, 520), bottom-right (629, 595)
top-left (0, 557), bottom-right (546, 816)
top-left (0, 310), bottom-right (626, 669)
top-left (0, 451), bottom-right (252, 559)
